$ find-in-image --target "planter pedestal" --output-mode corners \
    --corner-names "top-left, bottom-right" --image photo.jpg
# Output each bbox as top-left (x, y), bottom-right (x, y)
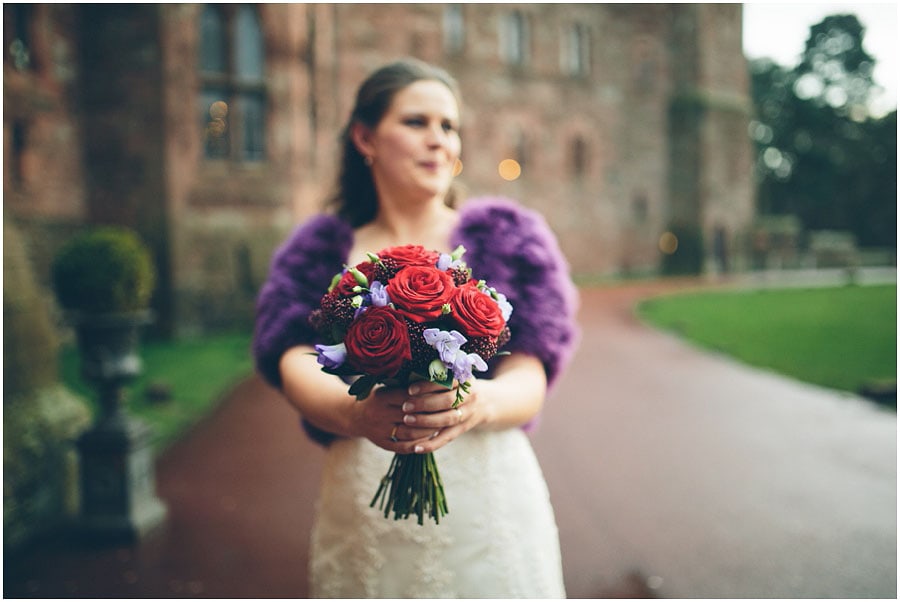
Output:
top-left (77, 414), bottom-right (167, 540)
top-left (72, 311), bottom-right (167, 541)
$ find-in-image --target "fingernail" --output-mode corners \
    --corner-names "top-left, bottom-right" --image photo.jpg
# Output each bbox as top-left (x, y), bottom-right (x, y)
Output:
top-left (402, 402), bottom-right (414, 412)
top-left (414, 445), bottom-right (425, 454)
top-left (408, 384), bottom-right (420, 395)
top-left (403, 414), bottom-right (416, 425)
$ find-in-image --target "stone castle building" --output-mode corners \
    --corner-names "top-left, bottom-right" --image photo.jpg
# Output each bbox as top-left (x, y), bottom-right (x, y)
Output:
top-left (4, 4), bottom-right (755, 336)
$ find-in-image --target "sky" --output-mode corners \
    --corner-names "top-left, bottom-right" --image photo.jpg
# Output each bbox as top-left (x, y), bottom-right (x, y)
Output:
top-left (742, 2), bottom-right (898, 117)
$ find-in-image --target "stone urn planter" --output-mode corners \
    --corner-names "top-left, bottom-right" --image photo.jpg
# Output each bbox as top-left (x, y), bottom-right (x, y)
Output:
top-left (52, 227), bottom-right (167, 541)
top-left (68, 310), bottom-right (153, 425)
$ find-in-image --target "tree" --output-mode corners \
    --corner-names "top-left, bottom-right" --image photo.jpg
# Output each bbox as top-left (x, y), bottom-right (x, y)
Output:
top-left (749, 14), bottom-right (897, 250)
top-left (794, 14), bottom-right (878, 119)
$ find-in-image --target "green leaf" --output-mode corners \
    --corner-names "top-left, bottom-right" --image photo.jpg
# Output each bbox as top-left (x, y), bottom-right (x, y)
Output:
top-left (348, 375), bottom-right (378, 400)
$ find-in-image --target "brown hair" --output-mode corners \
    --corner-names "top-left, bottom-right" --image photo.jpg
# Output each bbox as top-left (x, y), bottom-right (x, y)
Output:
top-left (326, 58), bottom-right (463, 227)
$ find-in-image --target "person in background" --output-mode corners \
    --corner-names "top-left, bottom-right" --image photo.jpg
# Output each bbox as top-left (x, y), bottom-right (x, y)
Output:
top-left (253, 57), bottom-right (579, 598)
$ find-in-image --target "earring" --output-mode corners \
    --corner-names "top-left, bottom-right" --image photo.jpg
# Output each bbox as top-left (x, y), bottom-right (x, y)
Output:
top-left (364, 156), bottom-right (373, 166)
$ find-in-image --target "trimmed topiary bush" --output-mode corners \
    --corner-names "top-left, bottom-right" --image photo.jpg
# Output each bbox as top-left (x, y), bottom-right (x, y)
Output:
top-left (52, 226), bottom-right (156, 315)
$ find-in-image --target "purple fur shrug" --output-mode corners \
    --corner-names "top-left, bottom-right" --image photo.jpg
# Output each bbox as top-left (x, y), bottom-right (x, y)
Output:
top-left (252, 196), bottom-right (580, 445)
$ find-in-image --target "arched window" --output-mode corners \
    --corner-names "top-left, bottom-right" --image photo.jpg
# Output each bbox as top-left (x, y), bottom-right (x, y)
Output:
top-left (632, 36), bottom-right (657, 94)
top-left (199, 5), bottom-right (266, 162)
top-left (561, 23), bottom-right (590, 78)
top-left (571, 136), bottom-right (588, 178)
top-left (515, 129), bottom-right (529, 169)
top-left (443, 4), bottom-right (465, 56)
top-left (500, 11), bottom-right (529, 67)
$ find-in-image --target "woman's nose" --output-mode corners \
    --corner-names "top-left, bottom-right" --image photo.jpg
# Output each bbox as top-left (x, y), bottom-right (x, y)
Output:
top-left (425, 124), bottom-right (447, 147)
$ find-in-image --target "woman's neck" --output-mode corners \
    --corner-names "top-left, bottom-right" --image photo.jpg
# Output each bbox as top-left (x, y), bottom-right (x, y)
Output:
top-left (351, 198), bottom-right (458, 262)
top-left (372, 199), bottom-right (454, 242)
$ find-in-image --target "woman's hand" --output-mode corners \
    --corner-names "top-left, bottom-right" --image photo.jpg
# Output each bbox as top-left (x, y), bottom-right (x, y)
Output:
top-left (401, 380), bottom-right (483, 454)
top-left (358, 379), bottom-right (482, 454)
top-left (282, 345), bottom-right (546, 454)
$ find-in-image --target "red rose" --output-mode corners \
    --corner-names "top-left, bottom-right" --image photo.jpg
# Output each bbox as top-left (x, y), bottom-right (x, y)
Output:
top-left (451, 282), bottom-right (505, 338)
top-left (344, 306), bottom-right (411, 378)
top-left (387, 266), bottom-right (456, 323)
top-left (378, 245), bottom-right (440, 268)
top-left (334, 261), bottom-right (377, 297)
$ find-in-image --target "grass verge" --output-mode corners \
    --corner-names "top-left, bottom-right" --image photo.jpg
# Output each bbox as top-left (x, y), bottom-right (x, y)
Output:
top-left (60, 332), bottom-right (254, 452)
top-left (636, 284), bottom-right (896, 396)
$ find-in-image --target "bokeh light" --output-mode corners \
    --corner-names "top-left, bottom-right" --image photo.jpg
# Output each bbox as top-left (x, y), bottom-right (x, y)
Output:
top-left (659, 231), bottom-right (679, 254)
top-left (498, 159), bottom-right (521, 181)
top-left (209, 101), bottom-right (229, 120)
top-left (207, 118), bottom-right (227, 138)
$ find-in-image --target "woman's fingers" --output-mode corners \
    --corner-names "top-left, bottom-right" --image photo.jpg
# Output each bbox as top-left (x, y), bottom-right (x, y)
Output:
top-left (400, 404), bottom-right (464, 428)
top-left (407, 422), bottom-right (466, 455)
top-left (365, 380), bottom-right (474, 452)
top-left (388, 423), bottom-right (441, 442)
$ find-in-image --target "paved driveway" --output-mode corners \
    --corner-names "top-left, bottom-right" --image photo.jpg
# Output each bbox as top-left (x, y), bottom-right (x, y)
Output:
top-left (5, 279), bottom-right (896, 598)
top-left (533, 282), bottom-right (896, 598)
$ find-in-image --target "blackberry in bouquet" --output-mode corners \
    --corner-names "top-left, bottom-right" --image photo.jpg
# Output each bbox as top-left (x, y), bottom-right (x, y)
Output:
top-left (309, 244), bottom-right (512, 525)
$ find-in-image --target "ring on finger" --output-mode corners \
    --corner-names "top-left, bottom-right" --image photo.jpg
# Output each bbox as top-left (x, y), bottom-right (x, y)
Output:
top-left (455, 407), bottom-right (463, 423)
top-left (390, 425), bottom-right (399, 442)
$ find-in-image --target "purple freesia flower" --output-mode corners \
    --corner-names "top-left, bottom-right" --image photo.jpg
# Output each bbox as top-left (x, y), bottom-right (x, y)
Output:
top-left (452, 351), bottom-right (488, 384)
top-left (369, 281), bottom-right (390, 307)
top-left (423, 328), bottom-right (467, 364)
top-left (423, 327), bottom-right (489, 384)
top-left (493, 290), bottom-right (514, 322)
top-left (477, 285), bottom-right (513, 322)
top-left (315, 342), bottom-right (347, 369)
top-left (437, 245), bottom-right (467, 271)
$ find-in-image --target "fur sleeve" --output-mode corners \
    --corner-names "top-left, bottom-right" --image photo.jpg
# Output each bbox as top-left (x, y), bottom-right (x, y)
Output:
top-left (453, 197), bottom-right (581, 391)
top-left (252, 215), bottom-right (353, 389)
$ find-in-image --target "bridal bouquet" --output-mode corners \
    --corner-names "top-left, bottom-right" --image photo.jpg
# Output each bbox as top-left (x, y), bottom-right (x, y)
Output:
top-left (309, 244), bottom-right (512, 525)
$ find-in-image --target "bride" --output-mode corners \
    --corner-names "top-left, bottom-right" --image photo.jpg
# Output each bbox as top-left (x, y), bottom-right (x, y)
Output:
top-left (253, 58), bottom-right (579, 598)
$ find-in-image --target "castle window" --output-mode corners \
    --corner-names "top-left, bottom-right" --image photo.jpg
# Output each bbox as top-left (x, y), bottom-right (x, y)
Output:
top-left (11, 121), bottom-right (28, 188)
top-left (633, 37), bottom-right (657, 93)
top-left (514, 129), bottom-right (529, 169)
top-left (500, 11), bottom-right (529, 67)
top-left (632, 193), bottom-right (649, 223)
top-left (443, 4), bottom-right (465, 56)
top-left (4, 3), bottom-right (33, 72)
top-left (570, 136), bottom-right (588, 178)
top-left (561, 23), bottom-right (590, 78)
top-left (199, 5), bottom-right (266, 162)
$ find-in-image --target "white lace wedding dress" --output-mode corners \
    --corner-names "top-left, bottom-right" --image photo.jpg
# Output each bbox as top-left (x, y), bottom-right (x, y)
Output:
top-left (309, 428), bottom-right (566, 598)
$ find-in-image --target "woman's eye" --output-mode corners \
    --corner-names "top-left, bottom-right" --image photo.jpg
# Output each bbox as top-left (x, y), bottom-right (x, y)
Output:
top-left (404, 118), bottom-right (426, 127)
top-left (442, 122), bottom-right (457, 133)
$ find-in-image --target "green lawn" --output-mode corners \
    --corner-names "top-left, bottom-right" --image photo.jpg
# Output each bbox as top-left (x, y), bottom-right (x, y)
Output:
top-left (60, 332), bottom-right (254, 451)
top-left (636, 284), bottom-right (896, 395)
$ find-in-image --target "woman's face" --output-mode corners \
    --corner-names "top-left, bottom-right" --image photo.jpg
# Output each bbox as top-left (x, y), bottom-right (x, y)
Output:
top-left (357, 79), bottom-right (461, 205)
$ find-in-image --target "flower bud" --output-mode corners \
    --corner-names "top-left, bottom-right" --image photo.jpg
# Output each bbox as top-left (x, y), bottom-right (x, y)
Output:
top-left (349, 266), bottom-right (369, 287)
top-left (428, 358), bottom-right (449, 382)
top-left (327, 272), bottom-right (342, 293)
